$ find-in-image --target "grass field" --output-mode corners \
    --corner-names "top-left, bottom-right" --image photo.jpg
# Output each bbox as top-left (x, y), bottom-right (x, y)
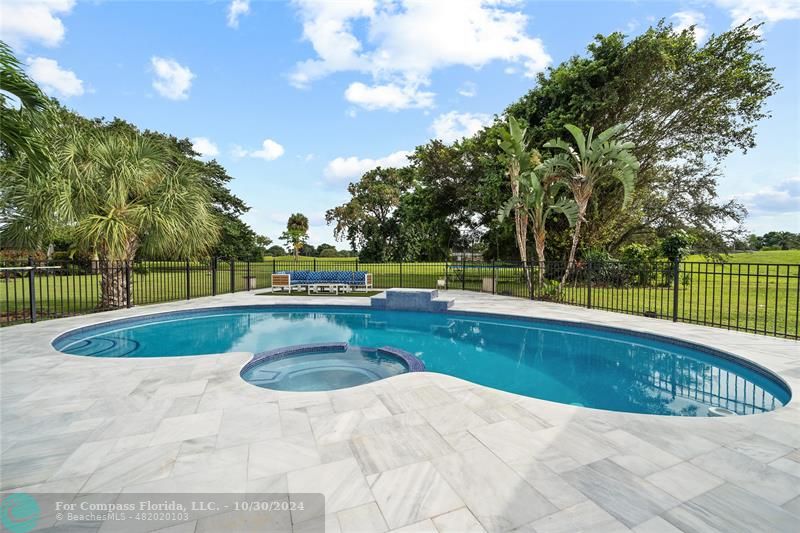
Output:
top-left (2, 250), bottom-right (798, 338)
top-left (686, 250), bottom-right (800, 264)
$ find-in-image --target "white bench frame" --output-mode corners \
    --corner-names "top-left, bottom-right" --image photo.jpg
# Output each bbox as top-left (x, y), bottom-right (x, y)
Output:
top-left (271, 272), bottom-right (372, 294)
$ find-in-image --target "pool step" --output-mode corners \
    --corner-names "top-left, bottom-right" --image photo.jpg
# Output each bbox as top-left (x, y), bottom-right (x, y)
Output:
top-left (371, 288), bottom-right (454, 313)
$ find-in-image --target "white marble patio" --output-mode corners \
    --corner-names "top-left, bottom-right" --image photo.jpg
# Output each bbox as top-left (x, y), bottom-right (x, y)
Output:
top-left (1, 290), bottom-right (798, 533)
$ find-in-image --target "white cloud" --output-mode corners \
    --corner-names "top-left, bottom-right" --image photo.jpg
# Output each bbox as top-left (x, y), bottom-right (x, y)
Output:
top-left (290, 0), bottom-right (550, 109)
top-left (233, 139), bottom-right (285, 161)
top-left (431, 111), bottom-right (492, 144)
top-left (27, 56), bottom-right (83, 97)
top-left (324, 150), bottom-right (412, 181)
top-left (191, 137), bottom-right (219, 158)
top-left (227, 0), bottom-right (250, 28)
top-left (458, 82), bottom-right (477, 98)
top-left (737, 177), bottom-right (800, 214)
top-left (344, 81), bottom-right (434, 111)
top-left (252, 139), bottom-right (285, 160)
top-left (0, 0), bottom-right (75, 49)
top-left (671, 11), bottom-right (709, 44)
top-left (150, 57), bottom-right (194, 100)
top-left (713, 0), bottom-right (800, 26)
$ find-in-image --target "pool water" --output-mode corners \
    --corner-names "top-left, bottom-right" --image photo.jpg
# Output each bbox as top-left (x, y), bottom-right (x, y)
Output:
top-left (53, 306), bottom-right (791, 416)
top-left (241, 345), bottom-right (416, 392)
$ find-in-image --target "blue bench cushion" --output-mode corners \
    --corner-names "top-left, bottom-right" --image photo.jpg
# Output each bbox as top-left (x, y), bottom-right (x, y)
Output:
top-left (280, 270), bottom-right (368, 285)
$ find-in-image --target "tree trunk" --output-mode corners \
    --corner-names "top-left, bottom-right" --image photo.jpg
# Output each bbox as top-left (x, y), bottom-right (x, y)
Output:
top-left (561, 204), bottom-right (586, 287)
top-left (533, 228), bottom-right (546, 285)
top-left (99, 260), bottom-right (127, 310)
top-left (515, 208), bottom-right (533, 293)
top-left (98, 239), bottom-right (138, 310)
top-left (510, 172), bottom-right (532, 293)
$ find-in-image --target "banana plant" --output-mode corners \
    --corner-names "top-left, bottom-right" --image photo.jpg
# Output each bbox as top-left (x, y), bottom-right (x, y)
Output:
top-left (499, 169), bottom-right (578, 284)
top-left (497, 116), bottom-right (537, 289)
top-left (540, 123), bottom-right (639, 286)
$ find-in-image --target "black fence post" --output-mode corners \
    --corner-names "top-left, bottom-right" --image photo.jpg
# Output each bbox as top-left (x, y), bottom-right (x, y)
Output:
top-left (587, 261), bottom-right (593, 309)
top-left (400, 260), bottom-right (403, 288)
top-left (230, 259), bottom-right (235, 293)
top-left (125, 261), bottom-right (132, 308)
top-left (529, 259), bottom-right (533, 300)
top-left (672, 259), bottom-right (680, 322)
top-left (444, 259), bottom-right (448, 290)
top-left (492, 260), bottom-right (496, 295)
top-left (28, 256), bottom-right (37, 323)
top-left (246, 260), bottom-right (251, 291)
top-left (461, 254), bottom-right (466, 291)
top-left (185, 258), bottom-right (190, 300)
top-left (212, 257), bottom-right (217, 296)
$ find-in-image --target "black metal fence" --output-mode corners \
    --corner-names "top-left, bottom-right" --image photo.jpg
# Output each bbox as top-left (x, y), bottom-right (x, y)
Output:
top-left (1, 257), bottom-right (798, 339)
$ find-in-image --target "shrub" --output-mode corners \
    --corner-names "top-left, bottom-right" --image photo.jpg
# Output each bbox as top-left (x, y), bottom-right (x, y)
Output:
top-left (619, 244), bottom-right (660, 286)
top-left (581, 248), bottom-right (626, 286)
top-left (661, 230), bottom-right (696, 262)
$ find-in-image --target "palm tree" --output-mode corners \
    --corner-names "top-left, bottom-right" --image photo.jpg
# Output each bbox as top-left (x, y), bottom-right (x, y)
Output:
top-left (282, 213), bottom-right (309, 259)
top-left (500, 167), bottom-right (578, 284)
top-left (497, 116), bottom-right (537, 289)
top-left (2, 128), bottom-right (219, 308)
top-left (0, 41), bottom-right (49, 173)
top-left (541, 124), bottom-right (639, 285)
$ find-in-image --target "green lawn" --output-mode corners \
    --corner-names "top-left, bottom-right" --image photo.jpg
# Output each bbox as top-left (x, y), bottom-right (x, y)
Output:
top-left (2, 250), bottom-right (798, 338)
top-left (687, 249), bottom-right (800, 265)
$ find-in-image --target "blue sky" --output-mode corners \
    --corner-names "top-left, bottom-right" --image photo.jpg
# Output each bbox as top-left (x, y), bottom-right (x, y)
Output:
top-left (3, 0), bottom-right (799, 245)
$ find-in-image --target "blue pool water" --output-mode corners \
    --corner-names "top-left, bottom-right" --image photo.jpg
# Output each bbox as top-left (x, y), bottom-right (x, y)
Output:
top-left (53, 306), bottom-right (791, 416)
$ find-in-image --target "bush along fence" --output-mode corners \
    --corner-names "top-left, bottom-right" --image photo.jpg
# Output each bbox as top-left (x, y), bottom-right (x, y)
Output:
top-left (1, 257), bottom-right (798, 339)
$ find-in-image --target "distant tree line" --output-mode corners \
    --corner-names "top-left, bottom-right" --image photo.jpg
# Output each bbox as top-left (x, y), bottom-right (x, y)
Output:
top-left (265, 242), bottom-right (355, 258)
top-left (735, 232), bottom-right (800, 251)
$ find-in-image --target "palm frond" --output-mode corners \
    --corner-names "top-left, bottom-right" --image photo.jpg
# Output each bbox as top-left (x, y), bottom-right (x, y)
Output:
top-left (546, 197), bottom-right (579, 227)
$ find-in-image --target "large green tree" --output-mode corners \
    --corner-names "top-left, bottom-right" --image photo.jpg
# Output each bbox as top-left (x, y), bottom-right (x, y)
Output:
top-left (506, 22), bottom-right (777, 252)
top-left (2, 126), bottom-right (219, 308)
top-left (325, 167), bottom-right (414, 261)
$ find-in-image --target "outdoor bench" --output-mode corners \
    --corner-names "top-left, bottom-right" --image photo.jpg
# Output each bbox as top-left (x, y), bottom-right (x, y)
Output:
top-left (271, 270), bottom-right (373, 294)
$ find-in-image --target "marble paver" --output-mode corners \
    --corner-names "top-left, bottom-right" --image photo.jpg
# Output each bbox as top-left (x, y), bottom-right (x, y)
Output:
top-left (0, 290), bottom-right (798, 532)
top-left (369, 460), bottom-right (463, 529)
top-left (431, 508), bottom-right (486, 533)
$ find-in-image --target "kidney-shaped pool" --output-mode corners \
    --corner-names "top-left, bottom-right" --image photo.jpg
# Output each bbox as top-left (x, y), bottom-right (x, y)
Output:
top-left (52, 306), bottom-right (791, 417)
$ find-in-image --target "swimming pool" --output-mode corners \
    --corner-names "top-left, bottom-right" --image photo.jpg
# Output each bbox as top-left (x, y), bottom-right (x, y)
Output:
top-left (52, 305), bottom-right (791, 416)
